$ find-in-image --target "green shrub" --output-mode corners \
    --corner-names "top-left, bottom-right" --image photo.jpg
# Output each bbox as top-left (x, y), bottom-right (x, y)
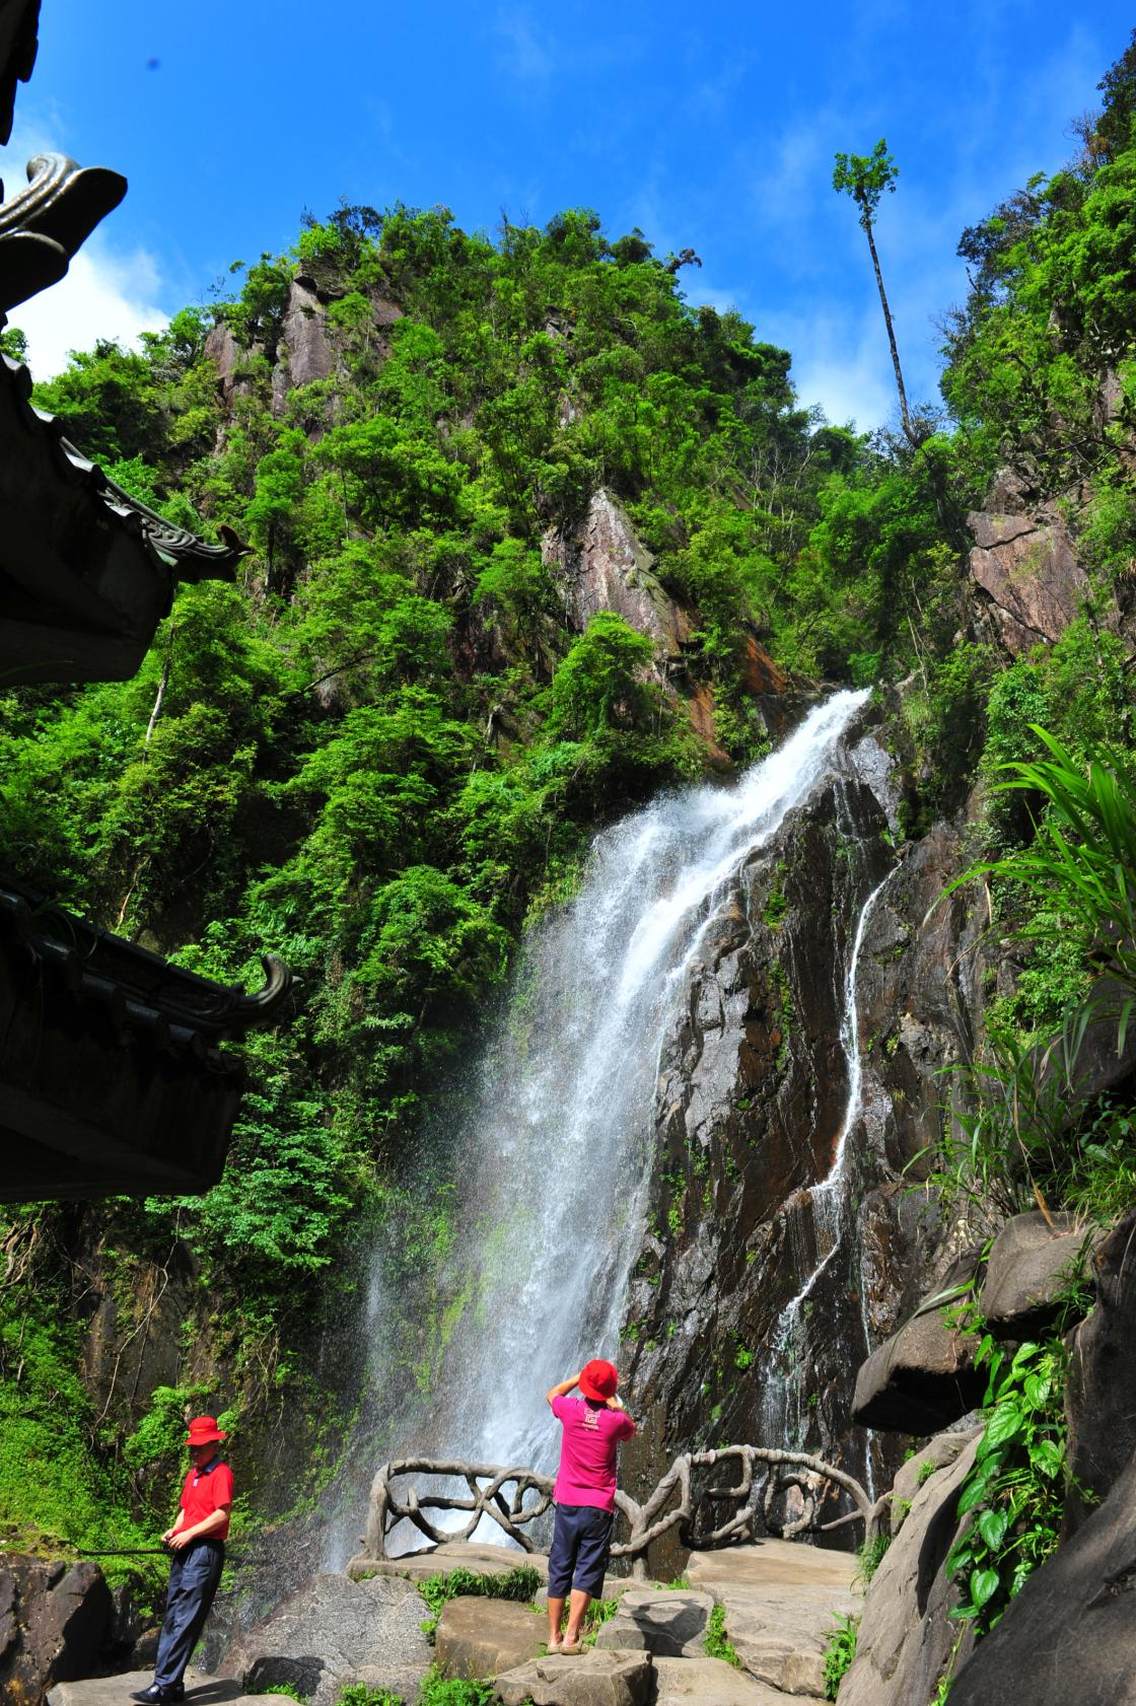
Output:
top-left (704, 1602), bottom-right (742, 1667)
top-left (822, 1612), bottom-right (859, 1699)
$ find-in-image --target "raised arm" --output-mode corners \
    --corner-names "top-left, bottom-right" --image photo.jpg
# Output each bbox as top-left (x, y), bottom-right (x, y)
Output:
top-left (545, 1372), bottom-right (582, 1407)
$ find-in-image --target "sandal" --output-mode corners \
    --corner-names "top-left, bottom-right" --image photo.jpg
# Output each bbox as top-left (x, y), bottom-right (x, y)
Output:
top-left (560, 1641), bottom-right (583, 1655)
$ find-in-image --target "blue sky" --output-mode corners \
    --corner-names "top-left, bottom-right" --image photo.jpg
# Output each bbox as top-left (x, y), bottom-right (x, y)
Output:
top-left (3, 1), bottom-right (1131, 429)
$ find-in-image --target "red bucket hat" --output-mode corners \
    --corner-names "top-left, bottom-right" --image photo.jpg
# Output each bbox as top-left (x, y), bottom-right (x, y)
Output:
top-left (185, 1415), bottom-right (227, 1446)
top-left (579, 1359), bottom-right (618, 1401)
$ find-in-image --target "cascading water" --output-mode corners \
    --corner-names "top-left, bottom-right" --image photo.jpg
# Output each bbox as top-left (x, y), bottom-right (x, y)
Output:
top-left (414, 688), bottom-right (871, 1499)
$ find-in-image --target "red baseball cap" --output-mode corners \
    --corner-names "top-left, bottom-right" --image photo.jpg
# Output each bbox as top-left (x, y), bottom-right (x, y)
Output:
top-left (579, 1359), bottom-right (618, 1401)
top-left (185, 1415), bottom-right (227, 1446)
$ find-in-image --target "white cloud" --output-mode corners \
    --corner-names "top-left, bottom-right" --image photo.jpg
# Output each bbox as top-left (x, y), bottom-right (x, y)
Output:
top-left (7, 238), bottom-right (168, 379)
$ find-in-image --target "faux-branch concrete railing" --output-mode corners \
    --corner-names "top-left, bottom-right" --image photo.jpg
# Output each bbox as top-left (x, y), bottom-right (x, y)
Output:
top-left (359, 1447), bottom-right (887, 1578)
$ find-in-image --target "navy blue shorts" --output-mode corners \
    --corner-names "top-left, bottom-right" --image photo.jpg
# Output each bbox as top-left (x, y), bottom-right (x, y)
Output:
top-left (548, 1503), bottom-right (614, 1598)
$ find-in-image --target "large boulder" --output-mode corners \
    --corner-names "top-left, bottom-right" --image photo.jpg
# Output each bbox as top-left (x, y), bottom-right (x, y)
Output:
top-left (495, 1647), bottom-right (654, 1706)
top-left (949, 1440), bottom-right (1136, 1706)
top-left (0, 1557), bottom-right (114, 1705)
top-left (889, 1427), bottom-right (974, 1532)
top-left (593, 1585), bottom-right (714, 1655)
top-left (837, 1434), bottom-right (980, 1706)
top-left (979, 1210), bottom-right (1094, 1340)
top-left (967, 508), bottom-right (1088, 655)
top-left (1065, 1207), bottom-right (1136, 1533)
top-left (852, 1248), bottom-right (986, 1433)
top-left (435, 1596), bottom-right (544, 1680)
top-left (221, 1570), bottom-right (431, 1706)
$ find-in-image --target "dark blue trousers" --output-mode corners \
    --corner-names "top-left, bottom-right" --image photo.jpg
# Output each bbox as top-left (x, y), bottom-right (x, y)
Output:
top-left (548, 1503), bottom-right (614, 1598)
top-left (154, 1540), bottom-right (225, 1687)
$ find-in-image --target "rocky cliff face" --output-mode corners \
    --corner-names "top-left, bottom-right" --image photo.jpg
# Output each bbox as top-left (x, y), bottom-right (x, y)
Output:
top-left (620, 713), bottom-right (991, 1511)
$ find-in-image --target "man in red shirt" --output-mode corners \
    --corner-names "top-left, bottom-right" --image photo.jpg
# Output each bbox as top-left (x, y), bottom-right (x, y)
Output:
top-left (131, 1415), bottom-right (234, 1704)
top-left (545, 1361), bottom-right (635, 1654)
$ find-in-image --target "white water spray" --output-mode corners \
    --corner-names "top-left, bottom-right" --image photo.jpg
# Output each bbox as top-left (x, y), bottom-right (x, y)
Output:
top-left (420, 689), bottom-right (871, 1489)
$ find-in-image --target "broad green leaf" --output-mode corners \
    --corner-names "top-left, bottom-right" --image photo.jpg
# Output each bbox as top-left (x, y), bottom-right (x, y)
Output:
top-left (983, 1402), bottom-right (1025, 1450)
top-left (971, 1568), bottom-right (1000, 1608)
top-left (977, 1508), bottom-right (1009, 1551)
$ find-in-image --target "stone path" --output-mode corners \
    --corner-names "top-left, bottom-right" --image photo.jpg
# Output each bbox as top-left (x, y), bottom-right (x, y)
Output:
top-left (49, 1537), bottom-right (861, 1706)
top-left (687, 1538), bottom-right (860, 1699)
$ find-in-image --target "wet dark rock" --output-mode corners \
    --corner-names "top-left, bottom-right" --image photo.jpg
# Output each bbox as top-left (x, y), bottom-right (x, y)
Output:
top-left (1065, 1208), bottom-right (1136, 1534)
top-left (0, 1556), bottom-right (114, 1704)
top-left (948, 1438), bottom-right (1136, 1706)
top-left (837, 1434), bottom-right (980, 1706)
top-left (980, 1210), bottom-right (1095, 1340)
top-left (852, 1248), bottom-right (986, 1434)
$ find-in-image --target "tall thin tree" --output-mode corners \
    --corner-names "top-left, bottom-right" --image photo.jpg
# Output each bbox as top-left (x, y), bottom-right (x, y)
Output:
top-left (833, 139), bottom-right (918, 447)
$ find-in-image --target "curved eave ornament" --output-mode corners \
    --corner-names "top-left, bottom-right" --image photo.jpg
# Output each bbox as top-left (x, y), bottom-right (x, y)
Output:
top-left (0, 149), bottom-right (127, 311)
top-left (0, 146), bottom-right (247, 684)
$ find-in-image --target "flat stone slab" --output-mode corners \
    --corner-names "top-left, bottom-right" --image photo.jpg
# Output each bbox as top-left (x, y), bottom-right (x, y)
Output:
top-left (48, 1669), bottom-right (258, 1706)
top-left (652, 1654), bottom-right (821, 1704)
top-left (594, 1587), bottom-right (715, 1655)
top-left (495, 1647), bottom-right (653, 1706)
top-left (436, 1595), bottom-right (545, 1679)
top-left (348, 1541), bottom-right (548, 1584)
top-left (687, 1541), bottom-right (859, 1697)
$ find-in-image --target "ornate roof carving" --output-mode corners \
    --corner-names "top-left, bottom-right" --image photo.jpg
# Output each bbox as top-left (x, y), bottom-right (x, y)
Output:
top-left (0, 149), bottom-right (127, 311)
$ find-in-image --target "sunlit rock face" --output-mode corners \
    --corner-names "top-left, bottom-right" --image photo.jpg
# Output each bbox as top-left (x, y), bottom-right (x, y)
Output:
top-left (967, 507), bottom-right (1088, 655)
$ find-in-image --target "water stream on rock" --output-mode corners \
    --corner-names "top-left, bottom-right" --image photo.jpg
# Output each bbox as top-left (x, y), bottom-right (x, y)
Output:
top-left (757, 863), bottom-right (896, 1495)
top-left (410, 690), bottom-right (871, 1498)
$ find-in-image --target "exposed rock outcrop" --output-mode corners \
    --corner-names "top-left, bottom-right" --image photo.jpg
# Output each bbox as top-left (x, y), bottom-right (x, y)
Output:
top-left (1065, 1208), bottom-right (1136, 1533)
top-left (495, 1648), bottom-right (654, 1706)
top-left (851, 1247), bottom-right (985, 1433)
top-left (837, 1433), bottom-right (980, 1706)
top-left (967, 507), bottom-right (1088, 655)
top-left (542, 489), bottom-right (692, 660)
top-left (980, 1210), bottom-right (1094, 1340)
top-left (0, 1558), bottom-right (114, 1706)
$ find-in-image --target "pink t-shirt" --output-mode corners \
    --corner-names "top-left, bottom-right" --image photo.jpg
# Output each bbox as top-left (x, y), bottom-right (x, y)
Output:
top-left (551, 1395), bottom-right (636, 1511)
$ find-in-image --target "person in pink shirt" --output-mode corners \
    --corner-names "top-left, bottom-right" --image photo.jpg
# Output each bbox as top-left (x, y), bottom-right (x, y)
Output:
top-left (545, 1359), bottom-right (636, 1654)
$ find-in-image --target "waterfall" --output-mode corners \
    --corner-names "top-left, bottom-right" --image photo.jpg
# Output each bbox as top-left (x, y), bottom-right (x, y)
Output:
top-left (412, 688), bottom-right (871, 1499)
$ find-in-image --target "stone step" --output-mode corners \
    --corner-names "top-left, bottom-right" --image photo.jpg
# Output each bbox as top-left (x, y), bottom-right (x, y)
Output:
top-left (593, 1586), bottom-right (716, 1655)
top-left (653, 1654), bottom-right (823, 1704)
top-left (347, 1540), bottom-right (549, 1584)
top-left (686, 1539), bottom-right (860, 1699)
top-left (47, 1667), bottom-right (258, 1706)
top-left (436, 1595), bottom-right (546, 1680)
top-left (495, 1647), bottom-right (653, 1706)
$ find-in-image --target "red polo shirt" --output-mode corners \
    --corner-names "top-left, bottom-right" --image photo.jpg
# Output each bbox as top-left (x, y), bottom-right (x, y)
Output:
top-left (179, 1457), bottom-right (234, 1539)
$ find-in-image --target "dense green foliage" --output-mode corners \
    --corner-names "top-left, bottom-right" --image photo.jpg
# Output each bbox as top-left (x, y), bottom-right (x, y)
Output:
top-left (946, 1331), bottom-right (1069, 1637)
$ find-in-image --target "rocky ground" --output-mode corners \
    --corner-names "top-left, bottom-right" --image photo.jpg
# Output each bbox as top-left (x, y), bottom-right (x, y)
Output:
top-left (42, 1538), bottom-right (861, 1706)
